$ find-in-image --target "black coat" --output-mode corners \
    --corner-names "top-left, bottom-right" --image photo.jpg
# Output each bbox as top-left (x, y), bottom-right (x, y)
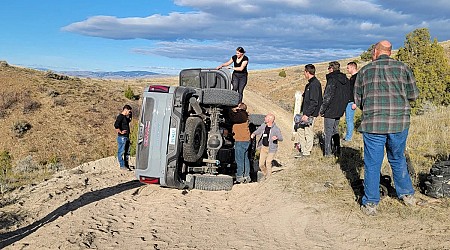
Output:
top-left (320, 70), bottom-right (350, 118)
top-left (301, 76), bottom-right (323, 117)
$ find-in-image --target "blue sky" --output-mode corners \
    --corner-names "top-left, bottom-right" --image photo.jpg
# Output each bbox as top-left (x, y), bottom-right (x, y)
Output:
top-left (1, 0), bottom-right (449, 75)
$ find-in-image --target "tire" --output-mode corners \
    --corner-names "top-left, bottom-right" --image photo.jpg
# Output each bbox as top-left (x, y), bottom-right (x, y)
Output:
top-left (249, 114), bottom-right (265, 126)
top-left (194, 174), bottom-right (233, 191)
top-left (183, 117), bottom-right (207, 162)
top-left (201, 89), bottom-right (239, 107)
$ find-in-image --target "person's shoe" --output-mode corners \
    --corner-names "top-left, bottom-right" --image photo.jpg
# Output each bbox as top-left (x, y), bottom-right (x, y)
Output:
top-left (401, 194), bottom-right (416, 207)
top-left (324, 154), bottom-right (334, 158)
top-left (361, 203), bottom-right (378, 216)
top-left (235, 176), bottom-right (244, 184)
top-left (243, 176), bottom-right (251, 183)
top-left (294, 153), bottom-right (310, 159)
top-left (120, 166), bottom-right (132, 171)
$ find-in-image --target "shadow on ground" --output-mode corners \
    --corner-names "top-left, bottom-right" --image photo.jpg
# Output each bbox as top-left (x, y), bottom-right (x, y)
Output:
top-left (0, 180), bottom-right (143, 248)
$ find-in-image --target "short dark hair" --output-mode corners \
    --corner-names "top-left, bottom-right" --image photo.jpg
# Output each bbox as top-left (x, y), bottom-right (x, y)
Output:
top-left (347, 61), bottom-right (357, 68)
top-left (236, 47), bottom-right (246, 53)
top-left (328, 61), bottom-right (340, 71)
top-left (305, 64), bottom-right (315, 75)
top-left (123, 104), bottom-right (132, 111)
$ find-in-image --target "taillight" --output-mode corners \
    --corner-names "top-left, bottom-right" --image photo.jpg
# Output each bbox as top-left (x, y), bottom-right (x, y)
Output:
top-left (139, 176), bottom-right (160, 184)
top-left (148, 85), bottom-right (169, 93)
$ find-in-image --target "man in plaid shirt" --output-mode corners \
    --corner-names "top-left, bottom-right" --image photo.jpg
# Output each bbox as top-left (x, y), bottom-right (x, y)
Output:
top-left (355, 40), bottom-right (419, 216)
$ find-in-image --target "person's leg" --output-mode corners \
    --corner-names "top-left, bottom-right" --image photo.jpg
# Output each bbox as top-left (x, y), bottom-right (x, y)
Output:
top-left (117, 136), bottom-right (126, 167)
top-left (124, 137), bottom-right (131, 167)
top-left (361, 132), bottom-right (386, 205)
top-left (304, 118), bottom-right (315, 155)
top-left (237, 74), bottom-right (248, 103)
top-left (232, 73), bottom-right (239, 92)
top-left (234, 141), bottom-right (245, 181)
top-left (258, 146), bottom-right (269, 176)
top-left (265, 152), bottom-right (276, 178)
top-left (323, 118), bottom-right (334, 156)
top-left (332, 119), bottom-right (341, 156)
top-left (243, 141), bottom-right (251, 179)
top-left (344, 102), bottom-right (355, 141)
top-left (386, 129), bottom-right (415, 198)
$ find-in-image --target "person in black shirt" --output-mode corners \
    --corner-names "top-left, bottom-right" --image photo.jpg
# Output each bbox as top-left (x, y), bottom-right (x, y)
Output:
top-left (114, 104), bottom-right (132, 170)
top-left (344, 61), bottom-right (358, 141)
top-left (216, 46), bottom-right (249, 103)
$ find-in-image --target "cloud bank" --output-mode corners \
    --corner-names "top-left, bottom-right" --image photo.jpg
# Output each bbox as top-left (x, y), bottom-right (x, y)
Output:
top-left (62, 0), bottom-right (450, 68)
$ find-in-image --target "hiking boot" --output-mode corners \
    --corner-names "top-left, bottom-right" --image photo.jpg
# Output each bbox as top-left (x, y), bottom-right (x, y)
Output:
top-left (361, 203), bottom-right (378, 216)
top-left (401, 194), bottom-right (416, 207)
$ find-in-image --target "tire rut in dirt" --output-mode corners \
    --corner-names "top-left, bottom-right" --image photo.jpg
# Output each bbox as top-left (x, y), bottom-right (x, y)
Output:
top-left (183, 117), bottom-right (207, 162)
top-left (194, 174), bottom-right (233, 191)
top-left (201, 89), bottom-right (240, 107)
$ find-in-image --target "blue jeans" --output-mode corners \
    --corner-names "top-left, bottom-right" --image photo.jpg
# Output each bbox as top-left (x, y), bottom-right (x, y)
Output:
top-left (117, 136), bottom-right (130, 168)
top-left (324, 118), bottom-right (340, 156)
top-left (344, 102), bottom-right (355, 141)
top-left (235, 141), bottom-right (251, 178)
top-left (362, 129), bottom-right (414, 205)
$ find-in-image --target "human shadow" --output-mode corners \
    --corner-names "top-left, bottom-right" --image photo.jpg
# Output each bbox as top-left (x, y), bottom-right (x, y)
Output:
top-left (336, 146), bottom-right (365, 203)
top-left (0, 180), bottom-right (143, 248)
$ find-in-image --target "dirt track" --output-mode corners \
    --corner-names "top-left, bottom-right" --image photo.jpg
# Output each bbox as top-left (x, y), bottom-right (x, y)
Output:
top-left (1, 90), bottom-right (449, 249)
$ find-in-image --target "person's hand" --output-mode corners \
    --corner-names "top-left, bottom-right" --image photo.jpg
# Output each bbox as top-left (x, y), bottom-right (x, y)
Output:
top-left (251, 134), bottom-right (255, 139)
top-left (352, 103), bottom-right (357, 110)
top-left (272, 136), bottom-right (278, 140)
top-left (121, 130), bottom-right (127, 134)
top-left (301, 115), bottom-right (309, 122)
top-left (216, 65), bottom-right (222, 70)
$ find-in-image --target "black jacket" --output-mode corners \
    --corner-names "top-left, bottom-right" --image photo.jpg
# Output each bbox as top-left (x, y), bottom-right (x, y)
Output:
top-left (320, 70), bottom-right (350, 118)
top-left (301, 76), bottom-right (323, 117)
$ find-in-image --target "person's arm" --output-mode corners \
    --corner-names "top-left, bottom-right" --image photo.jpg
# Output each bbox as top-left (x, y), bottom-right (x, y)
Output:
top-left (405, 67), bottom-right (419, 101)
top-left (354, 73), bottom-right (362, 110)
top-left (320, 79), bottom-right (337, 116)
top-left (304, 82), bottom-right (321, 117)
top-left (114, 116), bottom-right (127, 135)
top-left (229, 110), bottom-right (248, 124)
top-left (272, 127), bottom-right (283, 142)
top-left (216, 57), bottom-right (233, 70)
top-left (251, 125), bottom-right (264, 138)
top-left (233, 59), bottom-right (248, 72)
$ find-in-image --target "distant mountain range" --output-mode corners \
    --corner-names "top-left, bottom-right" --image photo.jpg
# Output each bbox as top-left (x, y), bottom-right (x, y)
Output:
top-left (58, 70), bottom-right (167, 79)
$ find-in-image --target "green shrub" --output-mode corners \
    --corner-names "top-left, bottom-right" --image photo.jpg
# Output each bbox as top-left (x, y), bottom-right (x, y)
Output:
top-left (278, 69), bottom-right (287, 78)
top-left (360, 44), bottom-right (375, 61)
top-left (125, 86), bottom-right (135, 100)
top-left (129, 121), bottom-right (138, 157)
top-left (396, 28), bottom-right (450, 112)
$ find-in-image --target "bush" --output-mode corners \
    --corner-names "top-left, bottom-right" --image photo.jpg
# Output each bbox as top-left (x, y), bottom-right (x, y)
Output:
top-left (125, 86), bottom-right (135, 100)
top-left (12, 120), bottom-right (32, 137)
top-left (278, 69), bottom-right (287, 78)
top-left (360, 44), bottom-right (375, 61)
top-left (23, 100), bottom-right (42, 114)
top-left (15, 155), bottom-right (40, 173)
top-left (0, 151), bottom-right (13, 193)
top-left (129, 121), bottom-right (138, 157)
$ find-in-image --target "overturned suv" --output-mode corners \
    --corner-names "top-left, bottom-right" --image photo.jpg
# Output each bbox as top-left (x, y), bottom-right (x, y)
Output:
top-left (135, 68), bottom-right (264, 191)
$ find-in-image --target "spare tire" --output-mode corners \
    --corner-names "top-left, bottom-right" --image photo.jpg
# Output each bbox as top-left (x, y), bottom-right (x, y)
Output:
top-left (202, 89), bottom-right (239, 107)
top-left (249, 114), bottom-right (265, 126)
top-left (194, 174), bottom-right (233, 191)
top-left (183, 117), bottom-right (207, 162)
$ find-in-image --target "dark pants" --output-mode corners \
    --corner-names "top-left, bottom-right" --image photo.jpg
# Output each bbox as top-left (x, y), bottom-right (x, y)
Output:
top-left (232, 72), bottom-right (248, 103)
top-left (324, 117), bottom-right (340, 156)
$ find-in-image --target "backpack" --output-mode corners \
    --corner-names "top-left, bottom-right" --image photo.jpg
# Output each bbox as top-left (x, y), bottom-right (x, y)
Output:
top-left (424, 161), bottom-right (450, 198)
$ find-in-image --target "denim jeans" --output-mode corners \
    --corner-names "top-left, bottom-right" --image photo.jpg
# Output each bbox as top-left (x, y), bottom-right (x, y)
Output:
top-left (344, 102), bottom-right (355, 141)
top-left (232, 72), bottom-right (248, 103)
top-left (117, 136), bottom-right (130, 168)
top-left (235, 141), bottom-right (251, 178)
top-left (361, 129), bottom-right (414, 205)
top-left (324, 118), bottom-right (340, 156)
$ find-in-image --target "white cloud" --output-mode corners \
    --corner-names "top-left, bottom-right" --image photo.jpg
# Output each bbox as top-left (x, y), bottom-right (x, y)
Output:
top-left (62, 0), bottom-right (450, 67)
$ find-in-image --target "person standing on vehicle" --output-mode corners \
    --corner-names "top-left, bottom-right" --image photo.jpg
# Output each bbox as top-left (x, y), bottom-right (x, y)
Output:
top-left (229, 103), bottom-right (251, 183)
top-left (344, 61), bottom-right (358, 142)
top-left (216, 47), bottom-right (249, 103)
top-left (114, 104), bottom-right (133, 171)
top-left (355, 40), bottom-right (419, 216)
top-left (294, 64), bottom-right (322, 158)
top-left (320, 61), bottom-right (350, 157)
top-left (251, 113), bottom-right (283, 179)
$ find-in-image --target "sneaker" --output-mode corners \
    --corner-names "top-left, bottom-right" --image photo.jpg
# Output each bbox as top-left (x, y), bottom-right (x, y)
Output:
top-left (120, 166), bottom-right (132, 171)
top-left (401, 194), bottom-right (416, 207)
top-left (361, 203), bottom-right (378, 216)
top-left (243, 176), bottom-right (251, 183)
top-left (294, 153), bottom-right (310, 159)
top-left (235, 176), bottom-right (244, 184)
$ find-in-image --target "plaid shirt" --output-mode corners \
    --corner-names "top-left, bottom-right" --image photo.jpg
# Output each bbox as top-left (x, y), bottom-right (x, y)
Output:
top-left (354, 55), bottom-right (419, 133)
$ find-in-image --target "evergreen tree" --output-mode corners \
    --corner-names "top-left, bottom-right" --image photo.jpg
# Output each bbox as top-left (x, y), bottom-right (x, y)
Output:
top-left (396, 28), bottom-right (450, 112)
top-left (360, 44), bottom-right (375, 61)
